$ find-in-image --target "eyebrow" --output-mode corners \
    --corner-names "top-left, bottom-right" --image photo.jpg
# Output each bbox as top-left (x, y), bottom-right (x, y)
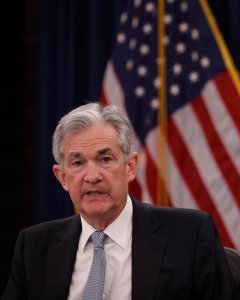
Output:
top-left (67, 148), bottom-right (114, 160)
top-left (97, 147), bottom-right (113, 156)
top-left (67, 152), bottom-right (83, 160)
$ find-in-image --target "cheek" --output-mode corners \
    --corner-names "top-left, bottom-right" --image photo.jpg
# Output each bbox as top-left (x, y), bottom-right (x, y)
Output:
top-left (66, 173), bottom-right (83, 191)
top-left (113, 168), bottom-right (129, 189)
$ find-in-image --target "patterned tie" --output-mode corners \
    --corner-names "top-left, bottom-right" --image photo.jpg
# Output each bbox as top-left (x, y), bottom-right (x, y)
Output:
top-left (82, 231), bottom-right (106, 300)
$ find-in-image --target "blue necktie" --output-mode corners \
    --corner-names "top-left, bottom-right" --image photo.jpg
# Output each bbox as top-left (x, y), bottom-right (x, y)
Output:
top-left (82, 231), bottom-right (106, 300)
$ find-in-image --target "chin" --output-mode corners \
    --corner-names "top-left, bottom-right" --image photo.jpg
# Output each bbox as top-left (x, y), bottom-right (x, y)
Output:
top-left (85, 202), bottom-right (110, 215)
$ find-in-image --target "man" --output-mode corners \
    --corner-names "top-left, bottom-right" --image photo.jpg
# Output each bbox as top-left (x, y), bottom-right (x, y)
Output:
top-left (2, 103), bottom-right (237, 299)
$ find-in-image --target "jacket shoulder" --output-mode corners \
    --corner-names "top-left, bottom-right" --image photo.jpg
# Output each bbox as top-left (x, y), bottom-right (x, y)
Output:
top-left (21, 215), bottom-right (81, 244)
top-left (131, 196), bottom-right (213, 227)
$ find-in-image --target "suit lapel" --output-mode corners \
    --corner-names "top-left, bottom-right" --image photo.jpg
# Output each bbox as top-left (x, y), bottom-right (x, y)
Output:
top-left (131, 199), bottom-right (166, 300)
top-left (42, 216), bottom-right (82, 300)
top-left (40, 200), bottom-right (165, 300)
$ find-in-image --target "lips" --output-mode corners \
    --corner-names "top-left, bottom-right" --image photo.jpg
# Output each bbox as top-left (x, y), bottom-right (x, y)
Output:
top-left (86, 191), bottom-right (105, 196)
top-left (82, 187), bottom-right (108, 197)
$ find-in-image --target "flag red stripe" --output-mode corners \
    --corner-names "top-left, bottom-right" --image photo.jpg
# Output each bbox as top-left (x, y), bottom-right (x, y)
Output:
top-left (129, 179), bottom-right (142, 200)
top-left (99, 89), bottom-right (108, 106)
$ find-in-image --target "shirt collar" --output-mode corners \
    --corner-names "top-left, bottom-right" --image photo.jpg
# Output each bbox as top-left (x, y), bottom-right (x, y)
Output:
top-left (79, 196), bottom-right (133, 253)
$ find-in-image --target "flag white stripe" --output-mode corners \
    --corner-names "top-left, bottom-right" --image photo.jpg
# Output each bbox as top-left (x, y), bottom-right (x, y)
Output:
top-left (103, 62), bottom-right (125, 112)
top-left (145, 128), bottom-right (157, 168)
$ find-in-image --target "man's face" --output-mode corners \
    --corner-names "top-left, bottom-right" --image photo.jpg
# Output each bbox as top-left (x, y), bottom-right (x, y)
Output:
top-left (53, 122), bottom-right (138, 227)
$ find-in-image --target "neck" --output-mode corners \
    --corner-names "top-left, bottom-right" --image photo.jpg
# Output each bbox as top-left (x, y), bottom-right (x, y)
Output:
top-left (82, 214), bottom-right (116, 231)
top-left (81, 201), bottom-right (127, 231)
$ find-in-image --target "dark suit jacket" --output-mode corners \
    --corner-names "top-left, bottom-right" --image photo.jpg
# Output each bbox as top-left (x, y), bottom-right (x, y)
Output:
top-left (2, 198), bottom-right (237, 300)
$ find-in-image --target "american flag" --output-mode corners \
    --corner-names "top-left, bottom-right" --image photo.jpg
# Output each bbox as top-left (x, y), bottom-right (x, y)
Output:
top-left (100, 0), bottom-right (240, 250)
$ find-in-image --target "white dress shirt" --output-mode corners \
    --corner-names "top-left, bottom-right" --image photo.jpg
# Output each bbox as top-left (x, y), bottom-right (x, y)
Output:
top-left (68, 196), bottom-right (133, 300)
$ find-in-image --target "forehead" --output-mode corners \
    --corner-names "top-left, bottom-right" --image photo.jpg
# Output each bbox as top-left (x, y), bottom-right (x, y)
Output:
top-left (62, 123), bottom-right (120, 154)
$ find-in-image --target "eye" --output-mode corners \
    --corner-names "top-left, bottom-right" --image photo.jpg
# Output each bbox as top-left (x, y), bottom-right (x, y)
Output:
top-left (72, 160), bottom-right (84, 167)
top-left (100, 156), bottom-right (112, 164)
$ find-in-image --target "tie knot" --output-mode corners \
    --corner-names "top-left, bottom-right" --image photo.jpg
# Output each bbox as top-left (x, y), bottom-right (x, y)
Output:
top-left (91, 231), bottom-right (106, 249)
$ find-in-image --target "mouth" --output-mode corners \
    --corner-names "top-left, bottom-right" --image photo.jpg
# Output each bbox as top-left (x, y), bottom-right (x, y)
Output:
top-left (86, 191), bottom-right (105, 196)
top-left (83, 188), bottom-right (108, 197)
top-left (82, 185), bottom-right (108, 198)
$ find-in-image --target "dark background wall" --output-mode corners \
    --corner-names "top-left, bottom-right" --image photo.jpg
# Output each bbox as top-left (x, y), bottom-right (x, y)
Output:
top-left (0, 0), bottom-right (37, 291)
top-left (0, 0), bottom-right (239, 294)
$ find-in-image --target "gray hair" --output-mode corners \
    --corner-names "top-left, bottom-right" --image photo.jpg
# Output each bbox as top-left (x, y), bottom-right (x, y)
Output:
top-left (52, 102), bottom-right (133, 165)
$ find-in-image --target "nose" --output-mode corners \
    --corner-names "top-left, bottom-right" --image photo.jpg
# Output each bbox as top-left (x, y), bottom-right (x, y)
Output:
top-left (83, 162), bottom-right (102, 183)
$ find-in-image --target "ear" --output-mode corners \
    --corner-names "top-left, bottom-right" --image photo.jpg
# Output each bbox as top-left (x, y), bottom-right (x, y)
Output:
top-left (53, 164), bottom-right (69, 191)
top-left (127, 152), bottom-right (138, 183)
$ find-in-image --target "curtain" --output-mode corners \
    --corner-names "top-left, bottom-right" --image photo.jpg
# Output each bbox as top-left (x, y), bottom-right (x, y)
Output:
top-left (34, 0), bottom-right (126, 223)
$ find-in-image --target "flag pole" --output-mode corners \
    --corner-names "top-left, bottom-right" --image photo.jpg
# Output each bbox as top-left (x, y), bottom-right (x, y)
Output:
top-left (157, 0), bottom-right (169, 206)
top-left (200, 0), bottom-right (240, 94)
